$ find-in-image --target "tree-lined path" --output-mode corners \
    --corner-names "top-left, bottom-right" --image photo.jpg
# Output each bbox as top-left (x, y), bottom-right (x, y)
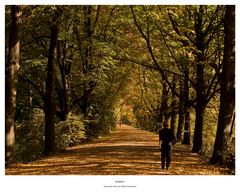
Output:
top-left (5, 5), bottom-right (235, 171)
top-left (5, 125), bottom-right (230, 175)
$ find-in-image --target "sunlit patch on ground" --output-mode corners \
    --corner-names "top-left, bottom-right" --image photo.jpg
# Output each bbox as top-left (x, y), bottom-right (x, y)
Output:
top-left (5, 125), bottom-right (231, 175)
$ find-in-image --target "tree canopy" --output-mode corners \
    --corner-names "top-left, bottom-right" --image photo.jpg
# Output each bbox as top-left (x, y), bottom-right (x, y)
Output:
top-left (5, 5), bottom-right (235, 171)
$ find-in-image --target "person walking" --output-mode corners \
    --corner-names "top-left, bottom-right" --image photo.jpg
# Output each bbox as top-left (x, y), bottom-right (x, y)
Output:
top-left (159, 121), bottom-right (176, 170)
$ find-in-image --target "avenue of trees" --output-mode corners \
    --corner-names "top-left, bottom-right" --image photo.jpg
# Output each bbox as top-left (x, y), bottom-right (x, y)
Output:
top-left (5, 5), bottom-right (235, 170)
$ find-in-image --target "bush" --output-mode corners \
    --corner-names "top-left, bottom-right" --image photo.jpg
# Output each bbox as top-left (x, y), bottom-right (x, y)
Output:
top-left (15, 111), bottom-right (87, 162)
top-left (55, 114), bottom-right (86, 150)
top-left (223, 138), bottom-right (235, 172)
top-left (15, 110), bottom-right (45, 162)
top-left (84, 120), bottom-right (99, 141)
top-left (120, 115), bottom-right (132, 126)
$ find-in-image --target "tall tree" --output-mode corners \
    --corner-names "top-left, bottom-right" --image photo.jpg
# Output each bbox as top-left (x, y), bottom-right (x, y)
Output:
top-left (55, 39), bottom-right (72, 120)
top-left (167, 5), bottom-right (224, 151)
top-left (161, 80), bottom-right (170, 129)
top-left (182, 69), bottom-right (191, 145)
top-left (191, 5), bottom-right (206, 152)
top-left (44, 7), bottom-right (63, 155)
top-left (176, 85), bottom-right (185, 141)
top-left (210, 5), bottom-right (235, 164)
top-left (5, 5), bottom-right (21, 164)
top-left (170, 75), bottom-right (178, 135)
top-left (73, 5), bottom-right (100, 117)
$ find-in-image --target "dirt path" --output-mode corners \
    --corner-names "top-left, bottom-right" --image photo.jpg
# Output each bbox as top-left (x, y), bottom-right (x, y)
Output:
top-left (5, 125), bottom-right (230, 175)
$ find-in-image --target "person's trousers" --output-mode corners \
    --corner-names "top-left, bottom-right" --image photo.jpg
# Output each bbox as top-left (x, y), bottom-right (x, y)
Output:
top-left (161, 145), bottom-right (172, 169)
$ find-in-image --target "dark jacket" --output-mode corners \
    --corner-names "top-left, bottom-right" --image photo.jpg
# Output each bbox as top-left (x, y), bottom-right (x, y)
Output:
top-left (159, 128), bottom-right (176, 147)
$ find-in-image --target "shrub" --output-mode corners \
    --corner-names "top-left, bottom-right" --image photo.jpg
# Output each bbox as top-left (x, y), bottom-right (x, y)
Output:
top-left (15, 110), bottom-right (45, 162)
top-left (55, 114), bottom-right (86, 150)
top-left (15, 111), bottom-right (87, 162)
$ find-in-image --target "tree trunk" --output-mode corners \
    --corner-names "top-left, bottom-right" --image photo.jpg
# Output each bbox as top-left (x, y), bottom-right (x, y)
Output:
top-left (170, 75), bottom-right (177, 135)
top-left (210, 5), bottom-right (235, 165)
top-left (158, 81), bottom-right (169, 130)
top-left (192, 64), bottom-right (205, 153)
top-left (44, 23), bottom-right (59, 155)
top-left (5, 5), bottom-right (21, 165)
top-left (56, 40), bottom-right (71, 120)
top-left (78, 6), bottom-right (96, 117)
top-left (177, 86), bottom-right (185, 142)
top-left (182, 71), bottom-right (191, 145)
top-left (192, 5), bottom-right (206, 153)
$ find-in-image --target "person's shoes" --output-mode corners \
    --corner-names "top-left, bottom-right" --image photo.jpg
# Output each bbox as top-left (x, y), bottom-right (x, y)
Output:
top-left (162, 163), bottom-right (165, 169)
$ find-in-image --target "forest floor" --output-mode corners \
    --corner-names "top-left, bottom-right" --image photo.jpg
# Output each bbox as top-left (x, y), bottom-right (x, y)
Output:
top-left (5, 125), bottom-right (232, 175)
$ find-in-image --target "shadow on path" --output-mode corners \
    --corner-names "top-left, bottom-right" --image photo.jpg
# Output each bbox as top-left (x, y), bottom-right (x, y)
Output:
top-left (5, 125), bottom-right (231, 175)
